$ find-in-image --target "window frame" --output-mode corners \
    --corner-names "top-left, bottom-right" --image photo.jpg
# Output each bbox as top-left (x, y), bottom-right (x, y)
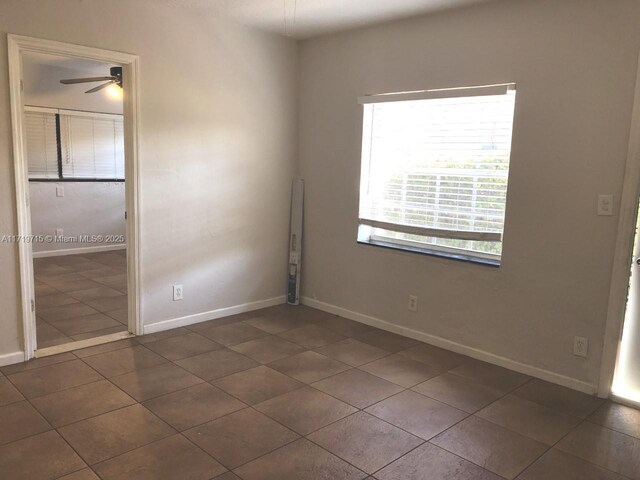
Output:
top-left (24, 106), bottom-right (125, 183)
top-left (356, 84), bottom-right (516, 265)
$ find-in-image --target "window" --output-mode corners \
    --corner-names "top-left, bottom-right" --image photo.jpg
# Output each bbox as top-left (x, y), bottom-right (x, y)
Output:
top-left (25, 109), bottom-right (59, 179)
top-left (25, 107), bottom-right (124, 181)
top-left (357, 84), bottom-right (516, 265)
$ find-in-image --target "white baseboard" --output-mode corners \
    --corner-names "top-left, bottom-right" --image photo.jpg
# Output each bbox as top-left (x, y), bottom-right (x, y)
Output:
top-left (33, 244), bottom-right (126, 258)
top-left (144, 295), bottom-right (287, 335)
top-left (0, 351), bottom-right (26, 367)
top-left (301, 297), bottom-right (597, 395)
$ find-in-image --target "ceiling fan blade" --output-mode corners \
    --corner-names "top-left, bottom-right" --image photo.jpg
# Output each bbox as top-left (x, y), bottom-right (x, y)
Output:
top-left (85, 81), bottom-right (115, 94)
top-left (60, 76), bottom-right (115, 85)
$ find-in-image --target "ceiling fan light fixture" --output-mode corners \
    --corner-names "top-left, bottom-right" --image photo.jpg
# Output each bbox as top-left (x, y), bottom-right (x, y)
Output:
top-left (106, 82), bottom-right (123, 99)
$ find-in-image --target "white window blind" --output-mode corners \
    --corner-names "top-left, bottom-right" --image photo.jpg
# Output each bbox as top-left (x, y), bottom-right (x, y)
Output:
top-left (25, 110), bottom-right (59, 179)
top-left (358, 84), bottom-right (516, 260)
top-left (60, 112), bottom-right (124, 179)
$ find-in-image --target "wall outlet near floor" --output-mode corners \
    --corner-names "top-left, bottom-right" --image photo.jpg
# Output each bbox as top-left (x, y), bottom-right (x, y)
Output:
top-left (408, 295), bottom-right (418, 312)
top-left (173, 284), bottom-right (183, 301)
top-left (573, 336), bottom-right (589, 357)
top-left (55, 228), bottom-right (63, 237)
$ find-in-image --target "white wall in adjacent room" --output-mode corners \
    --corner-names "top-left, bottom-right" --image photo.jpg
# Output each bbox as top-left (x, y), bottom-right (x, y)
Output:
top-left (29, 182), bottom-right (126, 253)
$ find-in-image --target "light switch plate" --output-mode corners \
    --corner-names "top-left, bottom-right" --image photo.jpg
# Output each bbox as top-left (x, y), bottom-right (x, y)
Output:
top-left (597, 194), bottom-right (613, 216)
top-left (56, 185), bottom-right (64, 197)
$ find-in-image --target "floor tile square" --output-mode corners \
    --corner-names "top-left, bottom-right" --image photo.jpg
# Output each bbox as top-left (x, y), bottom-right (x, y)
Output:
top-left (316, 338), bottom-right (389, 366)
top-left (73, 338), bottom-right (139, 358)
top-left (234, 438), bottom-right (367, 480)
top-left (0, 376), bottom-right (24, 406)
top-left (37, 303), bottom-right (100, 322)
top-left (84, 295), bottom-right (128, 312)
top-left (398, 343), bottom-right (467, 371)
top-left (69, 286), bottom-right (125, 302)
top-left (359, 354), bottom-right (439, 387)
top-left (556, 421), bottom-right (640, 479)
top-left (513, 378), bottom-right (604, 418)
top-left (517, 448), bottom-right (628, 480)
top-left (312, 368), bottom-right (403, 408)
top-left (449, 359), bottom-right (530, 393)
top-left (136, 328), bottom-right (191, 344)
top-left (412, 373), bottom-right (505, 413)
top-left (35, 323), bottom-right (73, 348)
top-left (269, 351), bottom-right (350, 383)
top-left (213, 365), bottom-right (303, 405)
top-left (8, 359), bottom-right (103, 398)
top-left (48, 313), bottom-right (122, 336)
top-left (176, 348), bottom-right (259, 380)
top-left (198, 322), bottom-right (269, 346)
top-left (0, 352), bottom-right (76, 375)
top-left (589, 402), bottom-right (640, 439)
top-left (93, 434), bottom-right (226, 479)
top-left (31, 379), bottom-right (135, 427)
top-left (0, 400), bottom-right (51, 445)
top-left (143, 383), bottom-right (245, 430)
top-left (59, 404), bottom-right (175, 465)
top-left (82, 345), bottom-right (168, 378)
top-left (57, 468), bottom-right (101, 480)
top-left (0, 430), bottom-right (86, 480)
top-left (376, 442), bottom-right (503, 480)
top-left (431, 416), bottom-right (547, 479)
top-left (356, 329), bottom-right (418, 353)
top-left (308, 411), bottom-right (423, 474)
top-left (277, 324), bottom-right (346, 348)
top-left (245, 313), bottom-right (311, 334)
top-left (110, 364), bottom-right (203, 401)
top-left (230, 336), bottom-right (304, 363)
top-left (255, 386), bottom-right (356, 435)
top-left (320, 316), bottom-right (374, 337)
top-left (366, 390), bottom-right (467, 440)
top-left (477, 394), bottom-right (581, 444)
top-left (144, 332), bottom-right (222, 360)
top-left (185, 408), bottom-right (298, 469)
top-left (36, 292), bottom-right (80, 308)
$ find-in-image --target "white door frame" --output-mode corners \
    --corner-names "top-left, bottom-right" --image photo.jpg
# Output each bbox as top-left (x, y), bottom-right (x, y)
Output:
top-left (598, 52), bottom-right (640, 398)
top-left (7, 34), bottom-right (142, 360)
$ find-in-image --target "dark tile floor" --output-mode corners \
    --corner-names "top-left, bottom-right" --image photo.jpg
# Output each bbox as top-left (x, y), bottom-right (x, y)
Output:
top-left (34, 250), bottom-right (128, 348)
top-left (0, 304), bottom-right (639, 479)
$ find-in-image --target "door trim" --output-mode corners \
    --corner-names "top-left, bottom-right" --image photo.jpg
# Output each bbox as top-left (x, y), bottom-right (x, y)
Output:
top-left (7, 34), bottom-right (142, 360)
top-left (598, 52), bottom-right (640, 397)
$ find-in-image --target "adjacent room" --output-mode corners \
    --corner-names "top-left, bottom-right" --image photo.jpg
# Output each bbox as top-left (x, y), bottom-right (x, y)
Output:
top-left (1, 0), bottom-right (640, 479)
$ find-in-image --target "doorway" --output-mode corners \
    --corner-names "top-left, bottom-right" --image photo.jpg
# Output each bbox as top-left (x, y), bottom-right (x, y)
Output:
top-left (8, 35), bottom-right (141, 359)
top-left (612, 201), bottom-right (640, 405)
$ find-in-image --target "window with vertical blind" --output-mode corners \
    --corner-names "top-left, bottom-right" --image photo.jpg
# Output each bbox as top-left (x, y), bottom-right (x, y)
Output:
top-left (25, 109), bottom-right (59, 179)
top-left (60, 112), bottom-right (124, 179)
top-left (357, 84), bottom-right (517, 264)
top-left (25, 107), bottom-right (124, 181)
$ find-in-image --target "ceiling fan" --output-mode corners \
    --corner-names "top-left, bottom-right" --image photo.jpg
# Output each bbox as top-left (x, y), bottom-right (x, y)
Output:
top-left (59, 66), bottom-right (122, 94)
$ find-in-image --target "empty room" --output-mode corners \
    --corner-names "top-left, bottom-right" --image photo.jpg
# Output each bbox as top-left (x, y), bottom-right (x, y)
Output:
top-left (1, 0), bottom-right (640, 479)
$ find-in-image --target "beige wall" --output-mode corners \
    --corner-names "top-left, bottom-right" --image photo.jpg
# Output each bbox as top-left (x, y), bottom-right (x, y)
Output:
top-left (0, 0), bottom-right (297, 359)
top-left (297, 0), bottom-right (640, 388)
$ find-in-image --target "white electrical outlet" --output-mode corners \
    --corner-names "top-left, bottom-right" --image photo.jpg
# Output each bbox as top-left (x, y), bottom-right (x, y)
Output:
top-left (173, 284), bottom-right (183, 301)
top-left (597, 194), bottom-right (613, 216)
top-left (408, 295), bottom-right (418, 312)
top-left (55, 228), bottom-right (63, 237)
top-left (56, 185), bottom-right (64, 197)
top-left (573, 336), bottom-right (588, 357)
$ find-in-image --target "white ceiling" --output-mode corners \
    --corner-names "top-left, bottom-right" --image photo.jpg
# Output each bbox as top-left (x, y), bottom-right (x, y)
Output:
top-left (152, 0), bottom-right (494, 39)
